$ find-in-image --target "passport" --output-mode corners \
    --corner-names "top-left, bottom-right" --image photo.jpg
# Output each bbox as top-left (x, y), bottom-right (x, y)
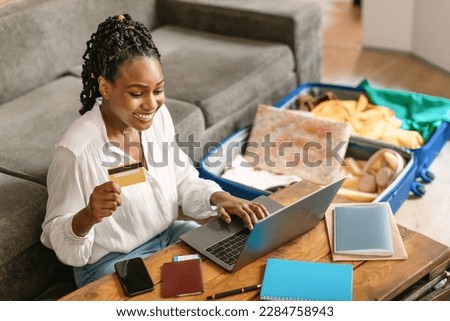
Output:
top-left (162, 259), bottom-right (204, 298)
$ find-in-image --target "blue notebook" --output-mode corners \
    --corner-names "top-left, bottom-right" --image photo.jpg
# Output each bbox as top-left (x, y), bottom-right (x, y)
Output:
top-left (260, 258), bottom-right (353, 301)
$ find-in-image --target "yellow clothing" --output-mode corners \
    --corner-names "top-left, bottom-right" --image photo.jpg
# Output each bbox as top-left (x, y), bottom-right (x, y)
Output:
top-left (311, 95), bottom-right (424, 149)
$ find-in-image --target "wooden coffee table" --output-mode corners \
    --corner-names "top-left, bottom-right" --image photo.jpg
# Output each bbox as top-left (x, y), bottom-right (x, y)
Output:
top-left (61, 182), bottom-right (449, 301)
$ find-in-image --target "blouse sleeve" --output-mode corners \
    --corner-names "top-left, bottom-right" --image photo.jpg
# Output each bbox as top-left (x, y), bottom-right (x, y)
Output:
top-left (40, 146), bottom-right (94, 267)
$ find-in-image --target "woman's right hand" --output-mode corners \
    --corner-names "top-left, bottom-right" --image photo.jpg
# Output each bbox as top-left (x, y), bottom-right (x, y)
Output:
top-left (87, 181), bottom-right (122, 223)
top-left (72, 181), bottom-right (122, 236)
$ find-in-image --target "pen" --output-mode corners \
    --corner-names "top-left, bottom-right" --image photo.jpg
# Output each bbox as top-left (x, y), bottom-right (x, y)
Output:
top-left (207, 284), bottom-right (262, 300)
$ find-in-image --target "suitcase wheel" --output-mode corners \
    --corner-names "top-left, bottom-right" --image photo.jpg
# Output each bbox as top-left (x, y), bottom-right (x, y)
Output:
top-left (411, 181), bottom-right (426, 197)
top-left (418, 168), bottom-right (435, 183)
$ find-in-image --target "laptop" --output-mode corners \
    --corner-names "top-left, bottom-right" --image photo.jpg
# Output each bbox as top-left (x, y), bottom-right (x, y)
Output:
top-left (180, 178), bottom-right (344, 272)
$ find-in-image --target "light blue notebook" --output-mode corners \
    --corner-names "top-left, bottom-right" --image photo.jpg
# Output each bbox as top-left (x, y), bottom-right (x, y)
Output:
top-left (260, 258), bottom-right (353, 301)
top-left (334, 202), bottom-right (394, 256)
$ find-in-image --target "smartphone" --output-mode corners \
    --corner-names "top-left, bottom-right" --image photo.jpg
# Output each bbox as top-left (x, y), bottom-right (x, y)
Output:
top-left (114, 257), bottom-right (155, 296)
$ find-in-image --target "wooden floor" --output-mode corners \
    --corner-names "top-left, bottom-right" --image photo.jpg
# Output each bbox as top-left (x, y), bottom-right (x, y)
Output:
top-left (318, 0), bottom-right (450, 246)
top-left (0, 0), bottom-right (19, 6)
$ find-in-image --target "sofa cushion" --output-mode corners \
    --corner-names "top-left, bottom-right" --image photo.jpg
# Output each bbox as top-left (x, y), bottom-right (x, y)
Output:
top-left (165, 98), bottom-right (206, 161)
top-left (0, 173), bottom-right (73, 300)
top-left (200, 72), bottom-right (297, 145)
top-left (151, 25), bottom-right (295, 127)
top-left (0, 76), bottom-right (81, 185)
top-left (0, 0), bottom-right (159, 105)
top-left (0, 239), bottom-right (74, 300)
top-left (0, 173), bottom-right (47, 267)
top-left (166, 97), bottom-right (205, 141)
top-left (157, 0), bottom-right (322, 84)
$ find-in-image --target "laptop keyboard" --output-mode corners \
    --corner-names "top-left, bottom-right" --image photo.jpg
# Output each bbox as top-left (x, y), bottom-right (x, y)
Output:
top-left (205, 229), bottom-right (249, 266)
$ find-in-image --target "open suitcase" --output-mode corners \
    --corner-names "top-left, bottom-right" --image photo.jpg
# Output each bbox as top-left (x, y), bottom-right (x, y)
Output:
top-left (199, 126), bottom-right (415, 214)
top-left (275, 83), bottom-right (450, 196)
top-left (199, 83), bottom-right (449, 213)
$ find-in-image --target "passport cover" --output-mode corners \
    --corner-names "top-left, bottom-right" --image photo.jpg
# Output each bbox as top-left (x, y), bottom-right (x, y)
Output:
top-left (325, 203), bottom-right (408, 261)
top-left (260, 258), bottom-right (353, 301)
top-left (162, 259), bottom-right (204, 297)
top-left (334, 202), bottom-right (394, 256)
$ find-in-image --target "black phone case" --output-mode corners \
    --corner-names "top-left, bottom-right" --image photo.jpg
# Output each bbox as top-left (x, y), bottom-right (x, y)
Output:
top-left (114, 257), bottom-right (154, 296)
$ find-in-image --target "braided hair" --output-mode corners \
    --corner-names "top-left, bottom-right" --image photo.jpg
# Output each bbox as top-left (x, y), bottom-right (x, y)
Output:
top-left (79, 14), bottom-right (161, 115)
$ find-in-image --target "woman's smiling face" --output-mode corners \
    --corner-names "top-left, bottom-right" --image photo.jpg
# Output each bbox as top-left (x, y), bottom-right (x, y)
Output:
top-left (99, 56), bottom-right (165, 132)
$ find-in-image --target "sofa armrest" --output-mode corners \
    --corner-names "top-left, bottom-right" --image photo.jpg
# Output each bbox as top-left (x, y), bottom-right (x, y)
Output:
top-left (156, 0), bottom-right (322, 83)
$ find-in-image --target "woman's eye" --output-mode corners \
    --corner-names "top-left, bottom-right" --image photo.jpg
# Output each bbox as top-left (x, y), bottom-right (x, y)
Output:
top-left (155, 88), bottom-right (164, 95)
top-left (130, 92), bottom-right (143, 97)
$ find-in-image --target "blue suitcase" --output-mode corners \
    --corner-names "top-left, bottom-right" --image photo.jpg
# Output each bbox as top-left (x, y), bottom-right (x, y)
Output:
top-left (275, 82), bottom-right (450, 196)
top-left (199, 126), bottom-right (416, 214)
top-left (199, 82), bottom-right (448, 213)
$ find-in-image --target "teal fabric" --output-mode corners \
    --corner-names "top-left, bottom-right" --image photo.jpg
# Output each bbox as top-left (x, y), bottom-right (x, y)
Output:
top-left (360, 79), bottom-right (450, 142)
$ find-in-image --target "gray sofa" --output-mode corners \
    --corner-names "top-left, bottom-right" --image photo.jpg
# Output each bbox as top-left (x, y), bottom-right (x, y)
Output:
top-left (0, 0), bottom-right (322, 300)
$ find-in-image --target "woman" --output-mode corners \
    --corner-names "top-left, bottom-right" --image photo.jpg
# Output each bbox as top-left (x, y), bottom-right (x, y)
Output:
top-left (41, 14), bottom-right (268, 287)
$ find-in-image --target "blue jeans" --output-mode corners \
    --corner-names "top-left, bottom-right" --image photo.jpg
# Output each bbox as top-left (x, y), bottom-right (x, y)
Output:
top-left (73, 220), bottom-right (199, 287)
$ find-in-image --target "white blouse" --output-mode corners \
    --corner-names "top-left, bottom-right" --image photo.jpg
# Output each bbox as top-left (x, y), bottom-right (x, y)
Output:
top-left (41, 101), bottom-right (221, 266)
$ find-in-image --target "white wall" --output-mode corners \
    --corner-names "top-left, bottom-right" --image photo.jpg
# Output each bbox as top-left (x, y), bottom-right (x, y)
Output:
top-left (362, 0), bottom-right (450, 73)
top-left (362, 0), bottom-right (414, 52)
top-left (412, 0), bottom-right (450, 72)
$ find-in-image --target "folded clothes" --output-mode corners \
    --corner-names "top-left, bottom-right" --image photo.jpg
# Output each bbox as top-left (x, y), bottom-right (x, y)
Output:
top-left (311, 94), bottom-right (424, 149)
top-left (221, 154), bottom-right (301, 191)
top-left (361, 79), bottom-right (450, 143)
top-left (339, 148), bottom-right (406, 203)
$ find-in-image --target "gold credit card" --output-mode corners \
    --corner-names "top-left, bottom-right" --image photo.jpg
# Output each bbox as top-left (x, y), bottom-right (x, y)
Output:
top-left (108, 162), bottom-right (146, 187)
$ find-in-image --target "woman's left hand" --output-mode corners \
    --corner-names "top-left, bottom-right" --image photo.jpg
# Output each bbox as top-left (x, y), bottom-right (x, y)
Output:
top-left (210, 191), bottom-right (270, 230)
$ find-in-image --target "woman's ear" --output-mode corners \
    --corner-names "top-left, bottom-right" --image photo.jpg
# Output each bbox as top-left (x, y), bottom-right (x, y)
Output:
top-left (98, 76), bottom-right (111, 99)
